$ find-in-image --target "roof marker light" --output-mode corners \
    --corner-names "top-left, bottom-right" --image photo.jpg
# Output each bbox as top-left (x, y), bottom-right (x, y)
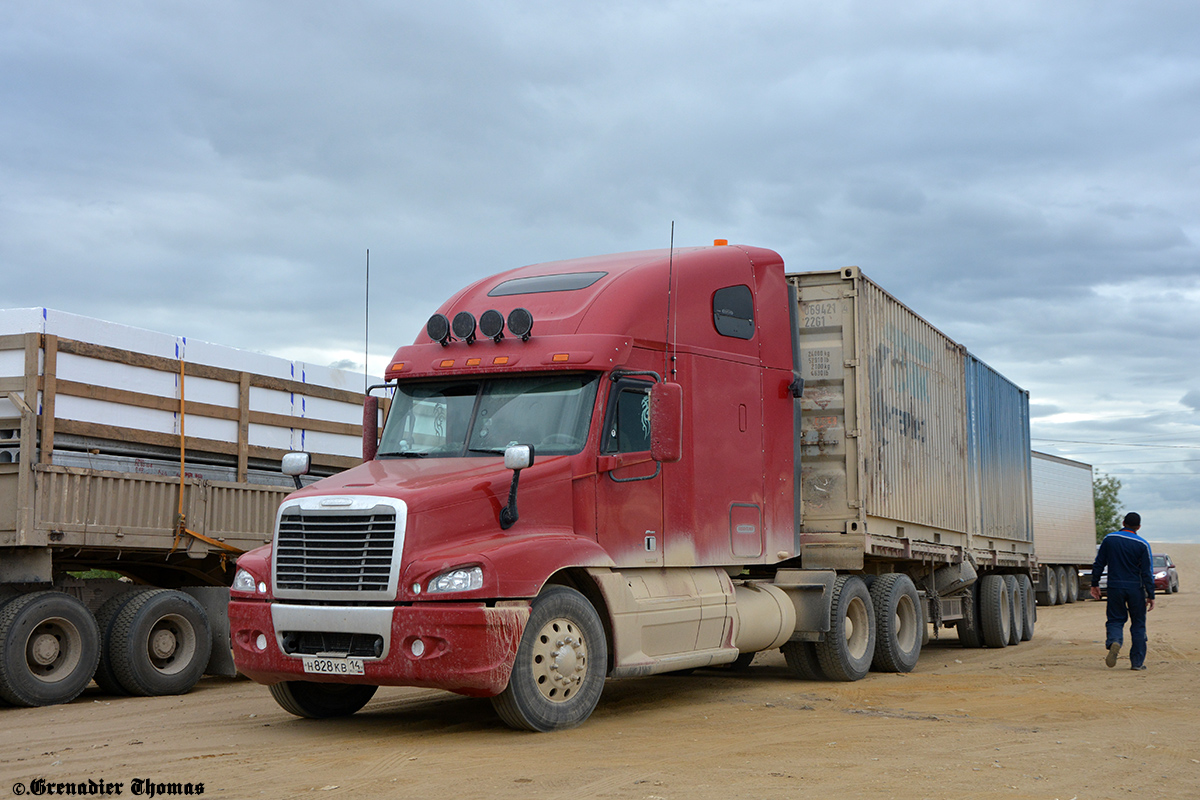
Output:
top-left (552, 354), bottom-right (569, 363)
top-left (713, 239), bottom-right (728, 246)
top-left (426, 314), bottom-right (452, 345)
top-left (507, 308), bottom-right (534, 341)
top-left (452, 312), bottom-right (477, 344)
top-left (479, 309), bottom-right (505, 342)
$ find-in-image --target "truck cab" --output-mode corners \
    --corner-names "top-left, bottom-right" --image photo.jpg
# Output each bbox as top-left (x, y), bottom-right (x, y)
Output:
top-left (229, 244), bottom-right (811, 729)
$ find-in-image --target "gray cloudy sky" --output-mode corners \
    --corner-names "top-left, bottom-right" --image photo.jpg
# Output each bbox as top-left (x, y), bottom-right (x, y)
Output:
top-left (3, 1), bottom-right (1198, 541)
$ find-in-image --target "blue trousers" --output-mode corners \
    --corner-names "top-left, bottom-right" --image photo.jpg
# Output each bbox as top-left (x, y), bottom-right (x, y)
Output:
top-left (1105, 585), bottom-right (1148, 668)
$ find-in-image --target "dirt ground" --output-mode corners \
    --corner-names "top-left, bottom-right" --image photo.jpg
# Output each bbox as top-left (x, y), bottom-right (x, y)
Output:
top-left (3, 543), bottom-right (1197, 800)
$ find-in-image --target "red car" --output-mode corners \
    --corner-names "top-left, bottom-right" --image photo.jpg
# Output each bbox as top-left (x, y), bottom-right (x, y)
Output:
top-left (1154, 553), bottom-right (1180, 594)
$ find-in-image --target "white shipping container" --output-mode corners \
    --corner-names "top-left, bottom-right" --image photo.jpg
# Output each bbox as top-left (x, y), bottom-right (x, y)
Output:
top-left (1031, 451), bottom-right (1096, 565)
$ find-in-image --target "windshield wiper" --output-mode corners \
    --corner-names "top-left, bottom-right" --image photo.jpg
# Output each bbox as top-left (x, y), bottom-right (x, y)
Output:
top-left (467, 447), bottom-right (507, 455)
top-left (380, 451), bottom-right (428, 458)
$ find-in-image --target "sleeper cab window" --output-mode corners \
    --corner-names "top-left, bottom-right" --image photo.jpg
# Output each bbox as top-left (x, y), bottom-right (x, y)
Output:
top-left (713, 285), bottom-right (754, 340)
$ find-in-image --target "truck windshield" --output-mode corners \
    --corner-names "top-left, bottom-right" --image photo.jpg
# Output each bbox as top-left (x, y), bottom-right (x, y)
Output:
top-left (377, 374), bottom-right (600, 458)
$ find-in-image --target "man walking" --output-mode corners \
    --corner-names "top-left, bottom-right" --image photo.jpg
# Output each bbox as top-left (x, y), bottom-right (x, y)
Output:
top-left (1090, 512), bottom-right (1155, 670)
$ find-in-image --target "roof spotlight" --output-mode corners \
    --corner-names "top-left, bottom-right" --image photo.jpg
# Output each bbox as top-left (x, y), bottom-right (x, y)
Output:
top-left (507, 308), bottom-right (533, 341)
top-left (426, 313), bottom-right (452, 346)
top-left (452, 311), bottom-right (477, 344)
top-left (479, 309), bottom-right (505, 342)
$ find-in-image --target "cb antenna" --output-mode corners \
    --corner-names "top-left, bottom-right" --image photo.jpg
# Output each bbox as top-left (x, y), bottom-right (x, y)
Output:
top-left (364, 248), bottom-right (370, 392)
top-left (665, 222), bottom-right (677, 379)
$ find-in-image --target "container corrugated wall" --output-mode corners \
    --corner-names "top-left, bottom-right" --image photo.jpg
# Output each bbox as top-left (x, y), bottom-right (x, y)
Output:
top-left (792, 268), bottom-right (1032, 554)
top-left (858, 277), bottom-right (969, 533)
top-left (966, 355), bottom-right (1032, 544)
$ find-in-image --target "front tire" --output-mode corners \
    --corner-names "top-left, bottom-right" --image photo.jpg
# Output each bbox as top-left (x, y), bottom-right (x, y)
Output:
top-left (491, 585), bottom-right (607, 732)
top-left (0, 591), bottom-right (100, 707)
top-left (869, 573), bottom-right (922, 673)
top-left (815, 576), bottom-right (875, 682)
top-left (270, 681), bottom-right (378, 718)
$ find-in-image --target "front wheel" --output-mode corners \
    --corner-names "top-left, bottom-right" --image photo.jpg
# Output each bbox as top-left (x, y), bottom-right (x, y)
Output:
top-left (491, 585), bottom-right (607, 732)
top-left (270, 681), bottom-right (378, 718)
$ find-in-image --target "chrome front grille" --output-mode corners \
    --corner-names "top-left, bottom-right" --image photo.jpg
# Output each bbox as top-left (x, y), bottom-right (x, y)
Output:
top-left (275, 507), bottom-right (397, 593)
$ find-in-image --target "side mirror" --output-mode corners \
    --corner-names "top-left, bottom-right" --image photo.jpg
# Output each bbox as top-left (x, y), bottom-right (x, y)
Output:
top-left (281, 452), bottom-right (311, 490)
top-left (499, 445), bottom-right (535, 529)
top-left (503, 444), bottom-right (534, 471)
top-left (362, 395), bottom-right (380, 461)
top-left (649, 382), bottom-right (683, 463)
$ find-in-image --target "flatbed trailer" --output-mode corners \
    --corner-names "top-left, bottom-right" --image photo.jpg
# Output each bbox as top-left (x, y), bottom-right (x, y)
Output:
top-left (0, 310), bottom-right (371, 706)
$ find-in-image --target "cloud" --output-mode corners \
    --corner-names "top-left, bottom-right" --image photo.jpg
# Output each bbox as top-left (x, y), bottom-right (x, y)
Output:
top-left (2, 0), bottom-right (1199, 538)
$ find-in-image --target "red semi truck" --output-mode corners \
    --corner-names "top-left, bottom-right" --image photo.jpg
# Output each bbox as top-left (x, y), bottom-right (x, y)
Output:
top-left (229, 243), bottom-right (1035, 731)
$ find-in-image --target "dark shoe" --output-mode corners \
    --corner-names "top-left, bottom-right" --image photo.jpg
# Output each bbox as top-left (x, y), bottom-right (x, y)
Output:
top-left (1106, 642), bottom-right (1121, 668)
top-left (1131, 665), bottom-right (1147, 671)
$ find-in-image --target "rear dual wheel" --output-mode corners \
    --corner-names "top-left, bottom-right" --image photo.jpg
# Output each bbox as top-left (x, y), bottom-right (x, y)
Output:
top-left (0, 591), bottom-right (100, 707)
top-left (979, 575), bottom-right (1012, 648)
top-left (104, 590), bottom-right (212, 697)
top-left (815, 576), bottom-right (876, 682)
top-left (869, 573), bottom-right (922, 673)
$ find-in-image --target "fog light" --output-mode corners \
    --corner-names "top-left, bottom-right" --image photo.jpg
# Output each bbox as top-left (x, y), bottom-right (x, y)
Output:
top-left (411, 638), bottom-right (425, 657)
top-left (257, 581), bottom-right (267, 593)
top-left (412, 582), bottom-right (422, 595)
top-left (255, 634), bottom-right (268, 651)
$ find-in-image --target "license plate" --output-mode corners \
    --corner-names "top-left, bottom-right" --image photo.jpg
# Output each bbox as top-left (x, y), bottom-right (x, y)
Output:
top-left (301, 656), bottom-right (365, 676)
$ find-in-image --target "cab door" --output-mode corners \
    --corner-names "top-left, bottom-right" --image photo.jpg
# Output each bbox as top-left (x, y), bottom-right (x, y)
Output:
top-left (595, 378), bottom-right (664, 567)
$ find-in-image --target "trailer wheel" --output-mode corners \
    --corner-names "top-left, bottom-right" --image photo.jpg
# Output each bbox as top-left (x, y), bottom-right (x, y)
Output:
top-left (92, 590), bottom-right (150, 696)
top-left (0, 591), bottom-right (100, 707)
top-left (1037, 568), bottom-right (1058, 607)
top-left (781, 640), bottom-right (825, 680)
top-left (869, 573), bottom-right (922, 673)
top-left (491, 586), bottom-right (607, 732)
top-left (269, 681), bottom-right (378, 718)
top-left (109, 590), bottom-right (211, 696)
top-left (1064, 568), bottom-right (1079, 603)
top-left (957, 584), bottom-right (985, 648)
top-left (814, 576), bottom-right (875, 682)
top-left (979, 575), bottom-right (1011, 648)
top-left (1004, 575), bottom-right (1023, 646)
top-left (1018, 574), bottom-right (1035, 641)
top-left (1055, 567), bottom-right (1069, 605)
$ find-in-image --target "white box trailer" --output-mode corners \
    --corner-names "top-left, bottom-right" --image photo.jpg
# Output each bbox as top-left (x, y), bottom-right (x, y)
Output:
top-left (0, 309), bottom-right (376, 706)
top-left (1030, 451), bottom-right (1096, 605)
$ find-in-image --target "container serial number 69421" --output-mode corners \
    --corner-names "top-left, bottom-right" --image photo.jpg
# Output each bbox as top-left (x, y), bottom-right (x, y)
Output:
top-left (301, 657), bottom-right (365, 675)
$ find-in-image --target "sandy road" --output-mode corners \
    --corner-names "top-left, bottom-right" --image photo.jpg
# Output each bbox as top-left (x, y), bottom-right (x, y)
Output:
top-left (2, 543), bottom-right (1197, 800)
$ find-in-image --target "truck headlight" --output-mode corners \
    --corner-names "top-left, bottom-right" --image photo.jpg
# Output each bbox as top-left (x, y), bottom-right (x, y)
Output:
top-left (427, 566), bottom-right (483, 594)
top-left (233, 568), bottom-right (266, 594)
